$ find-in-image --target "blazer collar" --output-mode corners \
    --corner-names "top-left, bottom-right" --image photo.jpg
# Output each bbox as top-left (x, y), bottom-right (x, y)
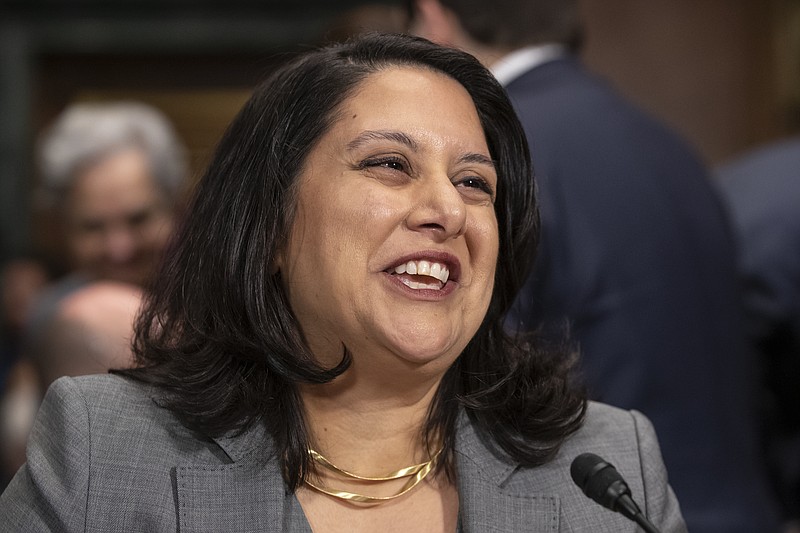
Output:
top-left (213, 419), bottom-right (270, 463)
top-left (176, 415), bottom-right (561, 532)
top-left (455, 412), bottom-right (561, 532)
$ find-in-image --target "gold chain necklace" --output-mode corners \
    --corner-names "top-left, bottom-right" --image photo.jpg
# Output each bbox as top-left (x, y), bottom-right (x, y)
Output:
top-left (304, 447), bottom-right (443, 504)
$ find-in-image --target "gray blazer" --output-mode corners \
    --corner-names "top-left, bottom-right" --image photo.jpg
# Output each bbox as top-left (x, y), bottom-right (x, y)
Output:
top-left (0, 375), bottom-right (686, 532)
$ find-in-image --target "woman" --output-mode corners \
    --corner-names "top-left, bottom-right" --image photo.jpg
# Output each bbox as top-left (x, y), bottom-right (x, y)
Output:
top-left (0, 33), bottom-right (685, 532)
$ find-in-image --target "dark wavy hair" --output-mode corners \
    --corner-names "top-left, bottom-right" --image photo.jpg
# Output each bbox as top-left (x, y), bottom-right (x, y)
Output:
top-left (118, 32), bottom-right (585, 490)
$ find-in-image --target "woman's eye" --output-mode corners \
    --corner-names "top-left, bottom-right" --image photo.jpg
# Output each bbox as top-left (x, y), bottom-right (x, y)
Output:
top-left (382, 160), bottom-right (405, 171)
top-left (457, 176), bottom-right (495, 198)
top-left (360, 157), bottom-right (407, 173)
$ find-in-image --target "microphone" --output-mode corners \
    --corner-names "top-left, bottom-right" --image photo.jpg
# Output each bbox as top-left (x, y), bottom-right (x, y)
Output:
top-left (570, 452), bottom-right (661, 533)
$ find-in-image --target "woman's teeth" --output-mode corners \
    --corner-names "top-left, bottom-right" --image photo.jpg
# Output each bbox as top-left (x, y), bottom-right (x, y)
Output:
top-left (391, 260), bottom-right (450, 284)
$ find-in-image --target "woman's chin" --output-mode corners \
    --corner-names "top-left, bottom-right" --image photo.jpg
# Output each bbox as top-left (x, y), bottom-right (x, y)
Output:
top-left (383, 333), bottom-right (463, 369)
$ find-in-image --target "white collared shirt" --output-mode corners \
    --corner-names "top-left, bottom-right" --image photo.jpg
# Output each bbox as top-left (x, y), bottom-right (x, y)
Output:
top-left (490, 44), bottom-right (567, 86)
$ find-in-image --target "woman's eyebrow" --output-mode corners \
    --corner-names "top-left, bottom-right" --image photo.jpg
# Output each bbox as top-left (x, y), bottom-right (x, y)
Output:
top-left (346, 130), bottom-right (418, 152)
top-left (347, 130), bottom-right (494, 169)
top-left (458, 152), bottom-right (495, 168)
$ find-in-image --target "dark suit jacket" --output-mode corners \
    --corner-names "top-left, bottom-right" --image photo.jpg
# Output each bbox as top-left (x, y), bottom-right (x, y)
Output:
top-left (717, 138), bottom-right (800, 520)
top-left (0, 375), bottom-right (686, 531)
top-left (505, 57), bottom-right (779, 533)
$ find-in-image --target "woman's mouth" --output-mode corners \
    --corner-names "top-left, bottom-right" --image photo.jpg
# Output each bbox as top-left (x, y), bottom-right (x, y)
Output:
top-left (387, 260), bottom-right (450, 290)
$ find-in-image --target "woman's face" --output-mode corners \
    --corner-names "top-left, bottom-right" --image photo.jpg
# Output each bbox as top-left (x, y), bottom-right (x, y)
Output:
top-left (278, 66), bottom-right (499, 375)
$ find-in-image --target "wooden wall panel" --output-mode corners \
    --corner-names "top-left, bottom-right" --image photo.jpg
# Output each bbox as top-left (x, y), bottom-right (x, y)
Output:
top-left (580, 0), bottom-right (780, 164)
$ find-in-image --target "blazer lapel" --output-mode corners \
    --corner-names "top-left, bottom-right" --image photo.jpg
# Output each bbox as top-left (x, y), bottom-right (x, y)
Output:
top-left (456, 414), bottom-right (561, 533)
top-left (175, 422), bottom-right (310, 532)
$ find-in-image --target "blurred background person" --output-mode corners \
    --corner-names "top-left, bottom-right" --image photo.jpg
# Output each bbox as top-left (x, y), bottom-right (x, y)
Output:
top-left (408, 1), bottom-right (780, 531)
top-left (717, 137), bottom-right (800, 531)
top-left (32, 101), bottom-right (186, 303)
top-left (1, 280), bottom-right (142, 489)
top-left (0, 101), bottom-right (186, 489)
top-left (20, 99), bottom-right (185, 389)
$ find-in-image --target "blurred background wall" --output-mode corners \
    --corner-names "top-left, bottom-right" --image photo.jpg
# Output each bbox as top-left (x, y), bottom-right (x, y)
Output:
top-left (581, 0), bottom-right (800, 165)
top-left (1, 0), bottom-right (799, 267)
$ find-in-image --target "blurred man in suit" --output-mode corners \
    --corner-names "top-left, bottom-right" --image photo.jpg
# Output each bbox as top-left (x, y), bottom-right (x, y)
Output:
top-left (718, 138), bottom-right (800, 530)
top-left (409, 1), bottom-right (780, 531)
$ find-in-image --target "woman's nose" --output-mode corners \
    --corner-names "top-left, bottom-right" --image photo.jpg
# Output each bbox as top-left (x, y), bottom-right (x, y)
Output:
top-left (405, 174), bottom-right (467, 240)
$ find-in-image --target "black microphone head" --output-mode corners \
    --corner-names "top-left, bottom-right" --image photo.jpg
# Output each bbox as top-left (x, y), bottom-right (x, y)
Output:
top-left (571, 453), bottom-right (658, 532)
top-left (570, 452), bottom-right (607, 489)
top-left (570, 453), bottom-right (632, 511)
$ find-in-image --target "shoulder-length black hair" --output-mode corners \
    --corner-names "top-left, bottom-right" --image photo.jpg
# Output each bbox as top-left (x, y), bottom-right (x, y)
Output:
top-left (120, 32), bottom-right (585, 489)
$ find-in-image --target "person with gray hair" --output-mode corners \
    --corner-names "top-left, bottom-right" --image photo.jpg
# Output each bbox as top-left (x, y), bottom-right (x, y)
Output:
top-left (36, 101), bottom-right (186, 289)
top-left (22, 99), bottom-right (185, 384)
top-left (0, 102), bottom-right (186, 490)
top-left (39, 102), bottom-right (186, 206)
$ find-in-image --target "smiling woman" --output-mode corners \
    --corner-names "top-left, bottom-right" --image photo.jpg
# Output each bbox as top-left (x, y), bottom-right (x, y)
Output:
top-left (279, 66), bottom-right (499, 375)
top-left (0, 33), bottom-right (686, 532)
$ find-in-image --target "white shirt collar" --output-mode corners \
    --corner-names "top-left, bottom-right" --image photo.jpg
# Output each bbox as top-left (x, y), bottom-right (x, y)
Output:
top-left (490, 44), bottom-right (567, 86)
